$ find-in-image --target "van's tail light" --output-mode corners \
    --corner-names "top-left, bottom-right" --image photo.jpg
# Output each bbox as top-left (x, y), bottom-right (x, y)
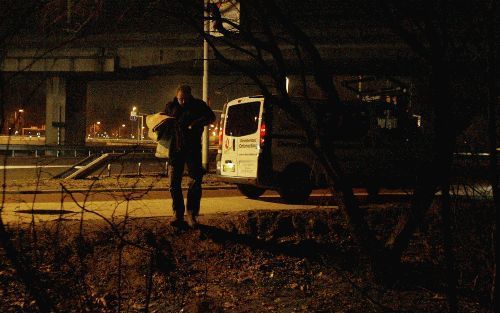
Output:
top-left (259, 121), bottom-right (267, 147)
top-left (218, 110), bottom-right (225, 150)
top-left (218, 126), bottom-right (223, 149)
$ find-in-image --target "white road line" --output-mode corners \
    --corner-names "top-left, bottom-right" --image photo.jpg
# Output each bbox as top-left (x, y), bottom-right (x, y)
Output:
top-left (0, 165), bottom-right (72, 169)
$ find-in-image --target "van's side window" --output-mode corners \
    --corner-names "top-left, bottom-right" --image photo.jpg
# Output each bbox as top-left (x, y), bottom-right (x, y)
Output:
top-left (225, 101), bottom-right (261, 137)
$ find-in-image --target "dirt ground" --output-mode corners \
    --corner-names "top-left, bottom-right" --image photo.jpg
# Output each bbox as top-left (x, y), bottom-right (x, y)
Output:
top-left (0, 195), bottom-right (494, 313)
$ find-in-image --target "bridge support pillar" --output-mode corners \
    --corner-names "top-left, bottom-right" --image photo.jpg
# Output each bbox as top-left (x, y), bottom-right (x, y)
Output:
top-left (45, 77), bottom-right (87, 146)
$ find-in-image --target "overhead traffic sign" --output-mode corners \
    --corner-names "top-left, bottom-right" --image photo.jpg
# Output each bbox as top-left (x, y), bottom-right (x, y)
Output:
top-left (208, 0), bottom-right (240, 36)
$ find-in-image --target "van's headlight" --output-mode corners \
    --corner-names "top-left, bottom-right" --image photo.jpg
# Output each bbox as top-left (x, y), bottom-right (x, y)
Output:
top-left (222, 161), bottom-right (235, 172)
top-left (216, 160), bottom-right (221, 175)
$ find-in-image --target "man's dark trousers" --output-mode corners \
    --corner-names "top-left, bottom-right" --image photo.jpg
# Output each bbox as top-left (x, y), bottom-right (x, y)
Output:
top-left (169, 149), bottom-right (203, 219)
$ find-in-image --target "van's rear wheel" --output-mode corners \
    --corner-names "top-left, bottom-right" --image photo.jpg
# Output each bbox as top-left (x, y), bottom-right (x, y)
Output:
top-left (278, 164), bottom-right (313, 204)
top-left (237, 184), bottom-right (266, 199)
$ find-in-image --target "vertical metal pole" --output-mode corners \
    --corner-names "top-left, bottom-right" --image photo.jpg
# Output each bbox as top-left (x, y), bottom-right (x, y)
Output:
top-left (57, 106), bottom-right (61, 145)
top-left (137, 117), bottom-right (141, 143)
top-left (67, 0), bottom-right (72, 24)
top-left (141, 115), bottom-right (144, 141)
top-left (202, 0), bottom-right (210, 171)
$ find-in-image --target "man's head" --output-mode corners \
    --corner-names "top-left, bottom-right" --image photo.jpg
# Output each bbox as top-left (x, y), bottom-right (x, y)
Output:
top-left (176, 84), bottom-right (192, 106)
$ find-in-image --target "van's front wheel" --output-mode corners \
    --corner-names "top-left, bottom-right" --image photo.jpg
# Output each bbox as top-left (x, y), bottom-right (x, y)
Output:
top-left (278, 164), bottom-right (313, 204)
top-left (237, 184), bottom-right (266, 199)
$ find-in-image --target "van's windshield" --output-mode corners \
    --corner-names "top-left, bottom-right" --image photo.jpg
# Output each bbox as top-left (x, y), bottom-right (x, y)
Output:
top-left (225, 101), bottom-right (261, 137)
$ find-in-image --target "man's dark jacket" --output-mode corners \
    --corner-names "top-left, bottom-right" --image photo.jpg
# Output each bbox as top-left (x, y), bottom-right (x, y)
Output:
top-left (164, 97), bottom-right (216, 153)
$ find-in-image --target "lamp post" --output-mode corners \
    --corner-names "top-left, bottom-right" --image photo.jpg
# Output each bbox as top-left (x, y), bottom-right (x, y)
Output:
top-left (14, 109), bottom-right (24, 135)
top-left (118, 124), bottom-right (126, 138)
top-left (139, 116), bottom-right (144, 141)
top-left (202, 0), bottom-right (210, 171)
top-left (130, 106), bottom-right (144, 143)
top-left (131, 106), bottom-right (140, 143)
top-left (92, 121), bottom-right (101, 137)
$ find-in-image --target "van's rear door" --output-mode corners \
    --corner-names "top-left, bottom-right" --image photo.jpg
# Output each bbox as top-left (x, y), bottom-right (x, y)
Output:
top-left (221, 97), bottom-right (263, 178)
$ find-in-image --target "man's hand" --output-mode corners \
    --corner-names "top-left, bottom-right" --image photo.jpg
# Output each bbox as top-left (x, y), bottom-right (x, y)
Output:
top-left (188, 122), bottom-right (199, 130)
top-left (188, 118), bottom-right (208, 130)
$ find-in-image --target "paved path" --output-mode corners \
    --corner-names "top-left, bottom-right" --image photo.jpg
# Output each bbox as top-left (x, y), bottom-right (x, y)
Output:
top-left (0, 182), bottom-right (492, 225)
top-left (0, 189), bottom-right (339, 225)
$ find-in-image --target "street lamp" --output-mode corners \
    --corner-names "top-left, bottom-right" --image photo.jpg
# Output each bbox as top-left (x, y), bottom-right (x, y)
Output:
top-left (118, 124), bottom-right (126, 138)
top-left (14, 109), bottom-right (24, 135)
top-left (130, 106), bottom-right (144, 142)
top-left (92, 121), bottom-right (101, 138)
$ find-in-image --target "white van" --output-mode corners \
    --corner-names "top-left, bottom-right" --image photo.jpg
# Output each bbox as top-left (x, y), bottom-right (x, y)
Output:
top-left (215, 95), bottom-right (421, 203)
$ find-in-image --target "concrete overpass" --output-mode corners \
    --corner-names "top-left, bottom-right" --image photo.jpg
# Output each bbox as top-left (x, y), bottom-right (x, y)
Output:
top-left (1, 21), bottom-right (419, 147)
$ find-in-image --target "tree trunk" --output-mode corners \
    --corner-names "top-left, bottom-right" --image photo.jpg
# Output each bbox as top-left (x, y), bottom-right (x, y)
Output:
top-left (486, 4), bottom-right (498, 309)
top-left (441, 179), bottom-right (458, 312)
top-left (385, 59), bottom-right (456, 261)
top-left (313, 143), bottom-right (396, 279)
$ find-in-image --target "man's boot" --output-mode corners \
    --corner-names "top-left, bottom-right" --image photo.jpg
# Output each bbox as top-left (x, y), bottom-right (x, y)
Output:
top-left (186, 213), bottom-right (198, 228)
top-left (170, 212), bottom-right (187, 228)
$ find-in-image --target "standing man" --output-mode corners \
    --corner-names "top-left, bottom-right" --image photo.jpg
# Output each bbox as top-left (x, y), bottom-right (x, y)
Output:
top-left (165, 84), bottom-right (216, 228)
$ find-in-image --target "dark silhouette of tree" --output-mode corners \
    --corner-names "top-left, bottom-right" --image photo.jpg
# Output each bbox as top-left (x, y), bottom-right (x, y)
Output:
top-left (156, 1), bottom-right (496, 311)
top-left (0, 0), bottom-right (495, 311)
top-left (379, 1), bottom-right (496, 311)
top-left (0, 1), bottom-right (104, 311)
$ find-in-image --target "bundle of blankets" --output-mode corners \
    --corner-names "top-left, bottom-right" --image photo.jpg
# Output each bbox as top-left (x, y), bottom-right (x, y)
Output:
top-left (146, 113), bottom-right (176, 159)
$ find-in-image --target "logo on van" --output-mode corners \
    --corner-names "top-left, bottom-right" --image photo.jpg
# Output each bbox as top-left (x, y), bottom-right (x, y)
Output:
top-left (238, 138), bottom-right (258, 149)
